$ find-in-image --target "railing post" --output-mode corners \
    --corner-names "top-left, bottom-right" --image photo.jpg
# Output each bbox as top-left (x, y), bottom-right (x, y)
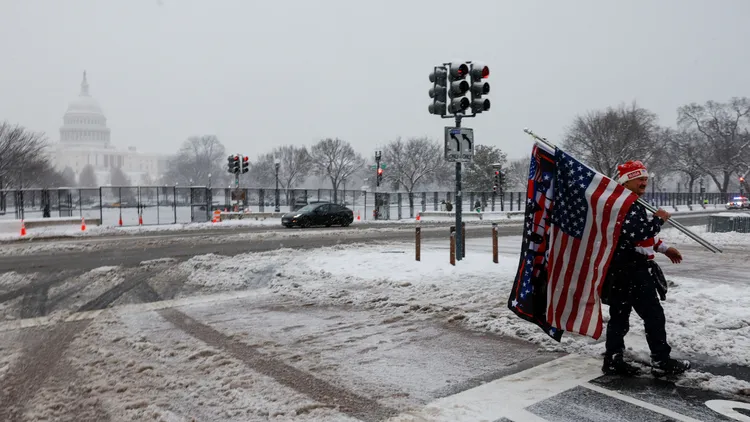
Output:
top-left (492, 222), bottom-right (498, 264)
top-left (415, 226), bottom-right (421, 261)
top-left (450, 226), bottom-right (456, 266)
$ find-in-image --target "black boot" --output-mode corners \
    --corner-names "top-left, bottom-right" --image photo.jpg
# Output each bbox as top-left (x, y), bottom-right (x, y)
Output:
top-left (602, 353), bottom-right (641, 376)
top-left (651, 358), bottom-right (691, 377)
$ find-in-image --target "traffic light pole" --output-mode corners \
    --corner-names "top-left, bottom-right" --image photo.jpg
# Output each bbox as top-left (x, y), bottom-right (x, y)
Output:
top-left (454, 115), bottom-right (463, 261)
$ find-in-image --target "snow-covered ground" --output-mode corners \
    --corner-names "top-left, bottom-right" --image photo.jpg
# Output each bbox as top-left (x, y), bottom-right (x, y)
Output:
top-left (221, 233), bottom-right (750, 394)
top-left (1, 223), bottom-right (748, 420)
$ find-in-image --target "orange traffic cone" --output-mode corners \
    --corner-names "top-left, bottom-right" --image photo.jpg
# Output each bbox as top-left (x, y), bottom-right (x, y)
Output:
top-left (416, 213), bottom-right (421, 221)
top-left (81, 217), bottom-right (86, 232)
top-left (20, 219), bottom-right (26, 236)
top-left (357, 210), bottom-right (361, 221)
top-left (138, 214), bottom-right (143, 226)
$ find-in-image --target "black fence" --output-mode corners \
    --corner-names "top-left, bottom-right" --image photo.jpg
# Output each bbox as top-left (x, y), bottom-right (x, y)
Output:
top-left (0, 187), bottom-right (743, 227)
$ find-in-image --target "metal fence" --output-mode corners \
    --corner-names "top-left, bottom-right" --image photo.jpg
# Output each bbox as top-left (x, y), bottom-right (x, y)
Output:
top-left (0, 187), bottom-right (744, 226)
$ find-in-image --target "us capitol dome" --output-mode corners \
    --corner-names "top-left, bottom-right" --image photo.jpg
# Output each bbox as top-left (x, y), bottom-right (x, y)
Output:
top-left (53, 71), bottom-right (167, 186)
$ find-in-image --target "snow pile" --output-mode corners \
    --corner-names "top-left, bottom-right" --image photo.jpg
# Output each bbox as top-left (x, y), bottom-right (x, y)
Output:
top-left (178, 252), bottom-right (290, 296)
top-left (659, 224), bottom-right (749, 246)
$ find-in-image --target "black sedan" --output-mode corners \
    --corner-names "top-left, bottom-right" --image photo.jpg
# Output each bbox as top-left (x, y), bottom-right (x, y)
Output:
top-left (281, 203), bottom-right (354, 228)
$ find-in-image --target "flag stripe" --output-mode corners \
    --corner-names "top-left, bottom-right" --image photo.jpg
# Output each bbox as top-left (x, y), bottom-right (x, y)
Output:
top-left (572, 177), bottom-right (619, 335)
top-left (571, 177), bottom-right (613, 334)
top-left (547, 227), bottom-right (569, 326)
top-left (578, 182), bottom-right (629, 335)
top-left (563, 176), bottom-right (608, 332)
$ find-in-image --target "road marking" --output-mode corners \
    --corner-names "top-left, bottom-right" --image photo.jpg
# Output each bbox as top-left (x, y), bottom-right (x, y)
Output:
top-left (582, 383), bottom-right (703, 422)
top-left (704, 400), bottom-right (750, 422)
top-left (386, 354), bottom-right (602, 421)
top-left (388, 354), bottom-right (722, 422)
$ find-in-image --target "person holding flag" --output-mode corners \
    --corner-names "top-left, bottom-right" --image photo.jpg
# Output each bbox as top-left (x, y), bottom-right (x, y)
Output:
top-left (600, 160), bottom-right (690, 377)
top-left (508, 140), bottom-right (691, 379)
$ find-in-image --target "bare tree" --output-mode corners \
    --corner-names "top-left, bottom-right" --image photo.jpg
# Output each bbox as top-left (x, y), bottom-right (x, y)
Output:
top-left (110, 166), bottom-right (131, 186)
top-left (381, 137), bottom-right (446, 216)
top-left (139, 173), bottom-right (155, 186)
top-left (310, 138), bottom-right (365, 203)
top-left (462, 145), bottom-right (509, 192)
top-left (163, 135), bottom-right (226, 186)
top-left (78, 164), bottom-right (97, 187)
top-left (383, 137), bottom-right (445, 192)
top-left (62, 166), bottom-right (76, 185)
top-left (505, 158), bottom-right (531, 191)
top-left (0, 121), bottom-right (50, 189)
top-left (248, 154), bottom-right (276, 188)
top-left (677, 97), bottom-right (750, 194)
top-left (250, 145), bottom-right (312, 189)
top-left (662, 129), bottom-right (704, 193)
top-left (562, 102), bottom-right (662, 179)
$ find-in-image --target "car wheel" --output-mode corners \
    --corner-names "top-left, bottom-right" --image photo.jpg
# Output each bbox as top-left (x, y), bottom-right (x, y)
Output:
top-left (300, 219), bottom-right (311, 228)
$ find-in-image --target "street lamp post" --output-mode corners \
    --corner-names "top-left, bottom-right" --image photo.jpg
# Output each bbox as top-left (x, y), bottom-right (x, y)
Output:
top-left (274, 158), bottom-right (280, 213)
top-left (208, 173), bottom-right (212, 189)
top-left (651, 174), bottom-right (656, 205)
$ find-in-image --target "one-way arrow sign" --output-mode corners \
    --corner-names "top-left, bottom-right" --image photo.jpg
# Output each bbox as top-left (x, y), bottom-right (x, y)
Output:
top-left (444, 127), bottom-right (474, 162)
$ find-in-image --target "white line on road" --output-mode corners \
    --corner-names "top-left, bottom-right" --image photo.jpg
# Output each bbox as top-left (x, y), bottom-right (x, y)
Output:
top-left (387, 354), bottom-right (710, 422)
top-left (581, 383), bottom-right (702, 422)
top-left (386, 354), bottom-right (603, 422)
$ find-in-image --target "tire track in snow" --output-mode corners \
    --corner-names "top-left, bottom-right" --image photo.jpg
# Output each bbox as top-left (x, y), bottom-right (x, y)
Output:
top-left (19, 285), bottom-right (49, 319)
top-left (0, 269), bottom-right (157, 420)
top-left (132, 282), bottom-right (399, 422)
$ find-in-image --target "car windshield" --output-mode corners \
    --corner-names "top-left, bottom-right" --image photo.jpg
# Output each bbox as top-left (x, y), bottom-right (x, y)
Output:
top-left (296, 204), bottom-right (320, 213)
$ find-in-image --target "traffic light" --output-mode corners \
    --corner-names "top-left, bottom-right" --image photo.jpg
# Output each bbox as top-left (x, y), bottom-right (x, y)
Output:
top-left (230, 155), bottom-right (240, 174)
top-left (470, 63), bottom-right (490, 113)
top-left (241, 155), bottom-right (249, 173)
top-left (447, 62), bottom-right (470, 114)
top-left (377, 167), bottom-right (383, 186)
top-left (227, 155), bottom-right (235, 174)
top-left (428, 66), bottom-right (447, 115)
top-left (493, 169), bottom-right (503, 193)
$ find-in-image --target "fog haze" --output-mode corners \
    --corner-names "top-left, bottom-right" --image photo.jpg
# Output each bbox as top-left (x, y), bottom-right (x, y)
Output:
top-left (1, 0), bottom-right (748, 161)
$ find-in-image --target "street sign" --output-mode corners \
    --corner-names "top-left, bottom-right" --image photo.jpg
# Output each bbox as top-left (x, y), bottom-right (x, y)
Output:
top-left (444, 127), bottom-right (474, 162)
top-left (369, 163), bottom-right (387, 170)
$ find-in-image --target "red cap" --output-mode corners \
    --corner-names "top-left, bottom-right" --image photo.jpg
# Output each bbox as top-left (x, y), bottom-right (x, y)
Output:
top-left (616, 160), bottom-right (648, 184)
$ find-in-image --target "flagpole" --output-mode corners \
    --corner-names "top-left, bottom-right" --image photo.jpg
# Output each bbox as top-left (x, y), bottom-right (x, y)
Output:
top-left (522, 128), bottom-right (723, 254)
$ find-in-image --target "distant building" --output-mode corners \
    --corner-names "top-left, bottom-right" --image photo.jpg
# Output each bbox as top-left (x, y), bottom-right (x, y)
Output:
top-left (51, 71), bottom-right (169, 185)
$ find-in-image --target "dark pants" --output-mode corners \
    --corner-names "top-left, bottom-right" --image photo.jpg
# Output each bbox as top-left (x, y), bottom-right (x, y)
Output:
top-left (604, 264), bottom-right (671, 362)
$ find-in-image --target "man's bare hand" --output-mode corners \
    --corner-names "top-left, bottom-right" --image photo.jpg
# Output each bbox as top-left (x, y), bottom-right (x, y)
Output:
top-left (654, 208), bottom-right (671, 221)
top-left (664, 247), bottom-right (682, 264)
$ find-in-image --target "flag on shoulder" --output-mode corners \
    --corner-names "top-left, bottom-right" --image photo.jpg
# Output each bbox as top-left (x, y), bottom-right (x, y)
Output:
top-left (508, 142), bottom-right (639, 341)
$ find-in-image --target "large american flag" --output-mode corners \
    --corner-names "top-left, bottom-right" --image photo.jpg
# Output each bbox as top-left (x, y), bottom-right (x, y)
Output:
top-left (508, 143), bottom-right (639, 340)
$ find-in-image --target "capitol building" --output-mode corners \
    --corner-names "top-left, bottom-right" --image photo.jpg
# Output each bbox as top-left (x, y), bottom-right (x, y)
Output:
top-left (51, 71), bottom-right (168, 186)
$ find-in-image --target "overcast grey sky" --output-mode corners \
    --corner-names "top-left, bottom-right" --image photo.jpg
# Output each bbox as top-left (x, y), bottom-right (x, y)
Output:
top-left (1, 0), bottom-right (748, 162)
